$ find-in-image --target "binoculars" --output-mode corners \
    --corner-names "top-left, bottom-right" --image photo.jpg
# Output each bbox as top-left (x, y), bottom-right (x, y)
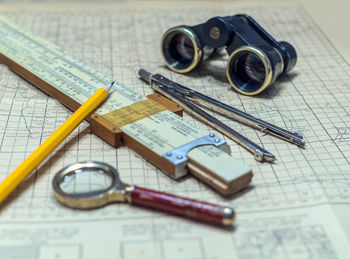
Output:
top-left (161, 14), bottom-right (297, 95)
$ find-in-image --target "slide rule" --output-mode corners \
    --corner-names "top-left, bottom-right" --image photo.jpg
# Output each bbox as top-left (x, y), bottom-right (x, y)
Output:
top-left (0, 15), bottom-right (252, 195)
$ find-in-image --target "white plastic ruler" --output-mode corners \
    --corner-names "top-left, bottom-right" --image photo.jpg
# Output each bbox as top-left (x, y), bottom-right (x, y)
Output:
top-left (0, 15), bottom-right (252, 195)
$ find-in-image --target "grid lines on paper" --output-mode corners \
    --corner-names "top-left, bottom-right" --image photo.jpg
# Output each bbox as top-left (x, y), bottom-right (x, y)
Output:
top-left (0, 3), bottom-right (349, 222)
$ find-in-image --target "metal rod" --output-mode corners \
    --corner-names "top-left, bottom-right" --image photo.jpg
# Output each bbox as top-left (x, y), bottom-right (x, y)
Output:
top-left (139, 69), bottom-right (304, 148)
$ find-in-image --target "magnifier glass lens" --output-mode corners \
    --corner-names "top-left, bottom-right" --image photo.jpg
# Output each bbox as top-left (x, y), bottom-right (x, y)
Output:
top-left (59, 168), bottom-right (113, 195)
top-left (169, 33), bottom-right (195, 62)
top-left (237, 52), bottom-right (266, 83)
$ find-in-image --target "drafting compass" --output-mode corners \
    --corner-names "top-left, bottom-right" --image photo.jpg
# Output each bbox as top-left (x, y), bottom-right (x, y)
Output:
top-left (139, 69), bottom-right (305, 162)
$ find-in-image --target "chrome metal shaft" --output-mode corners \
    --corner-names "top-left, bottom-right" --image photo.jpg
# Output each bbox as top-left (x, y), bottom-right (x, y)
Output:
top-left (139, 69), bottom-right (304, 148)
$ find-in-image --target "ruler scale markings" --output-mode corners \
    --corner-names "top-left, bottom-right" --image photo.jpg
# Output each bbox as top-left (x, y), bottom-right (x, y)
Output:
top-left (0, 28), bottom-right (139, 114)
top-left (0, 19), bottom-right (110, 85)
top-left (0, 16), bottom-right (147, 114)
top-left (0, 22), bottom-right (105, 100)
top-left (0, 15), bottom-right (252, 195)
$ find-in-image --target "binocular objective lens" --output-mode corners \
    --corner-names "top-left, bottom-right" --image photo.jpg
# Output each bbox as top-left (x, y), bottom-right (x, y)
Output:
top-left (238, 52), bottom-right (266, 84)
top-left (169, 33), bottom-right (195, 62)
top-left (161, 27), bottom-right (201, 73)
top-left (227, 47), bottom-right (273, 95)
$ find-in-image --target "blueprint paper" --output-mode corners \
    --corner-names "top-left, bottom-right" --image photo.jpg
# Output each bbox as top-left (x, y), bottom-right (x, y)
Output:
top-left (0, 1), bottom-right (349, 259)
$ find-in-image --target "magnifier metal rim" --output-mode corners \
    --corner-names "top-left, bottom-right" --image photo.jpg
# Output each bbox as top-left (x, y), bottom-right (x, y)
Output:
top-left (161, 26), bottom-right (202, 73)
top-left (226, 46), bottom-right (273, 96)
top-left (52, 161), bottom-right (122, 209)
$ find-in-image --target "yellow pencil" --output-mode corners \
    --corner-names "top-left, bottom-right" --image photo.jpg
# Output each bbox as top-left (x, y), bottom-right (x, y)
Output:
top-left (0, 85), bottom-right (111, 204)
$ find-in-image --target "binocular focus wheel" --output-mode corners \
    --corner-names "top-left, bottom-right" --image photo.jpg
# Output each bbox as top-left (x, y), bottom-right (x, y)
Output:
top-left (161, 26), bottom-right (202, 73)
top-left (226, 46), bottom-right (274, 96)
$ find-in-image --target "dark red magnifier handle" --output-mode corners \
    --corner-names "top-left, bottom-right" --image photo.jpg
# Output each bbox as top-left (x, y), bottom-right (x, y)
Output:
top-left (130, 186), bottom-right (235, 226)
top-left (52, 161), bottom-right (235, 226)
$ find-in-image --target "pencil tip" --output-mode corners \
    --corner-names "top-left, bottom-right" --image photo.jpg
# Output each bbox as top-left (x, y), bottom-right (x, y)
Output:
top-left (105, 81), bottom-right (114, 93)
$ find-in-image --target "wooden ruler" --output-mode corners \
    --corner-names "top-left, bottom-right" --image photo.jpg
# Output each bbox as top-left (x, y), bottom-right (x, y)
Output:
top-left (0, 15), bottom-right (252, 195)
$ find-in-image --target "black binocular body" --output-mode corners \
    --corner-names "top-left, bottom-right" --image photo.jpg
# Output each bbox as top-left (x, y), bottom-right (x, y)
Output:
top-left (161, 14), bottom-right (297, 95)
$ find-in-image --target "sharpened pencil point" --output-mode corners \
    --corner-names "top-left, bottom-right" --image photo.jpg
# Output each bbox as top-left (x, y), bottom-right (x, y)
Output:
top-left (105, 81), bottom-right (114, 93)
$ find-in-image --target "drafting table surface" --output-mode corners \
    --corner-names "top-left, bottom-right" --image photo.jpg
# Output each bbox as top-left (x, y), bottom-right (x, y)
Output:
top-left (0, 1), bottom-right (349, 259)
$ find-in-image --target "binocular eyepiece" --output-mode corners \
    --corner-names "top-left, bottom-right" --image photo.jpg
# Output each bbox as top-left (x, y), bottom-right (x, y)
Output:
top-left (161, 14), bottom-right (297, 95)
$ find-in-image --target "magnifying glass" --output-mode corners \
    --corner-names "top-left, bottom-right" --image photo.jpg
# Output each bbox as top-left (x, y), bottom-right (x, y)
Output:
top-left (52, 161), bottom-right (235, 226)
